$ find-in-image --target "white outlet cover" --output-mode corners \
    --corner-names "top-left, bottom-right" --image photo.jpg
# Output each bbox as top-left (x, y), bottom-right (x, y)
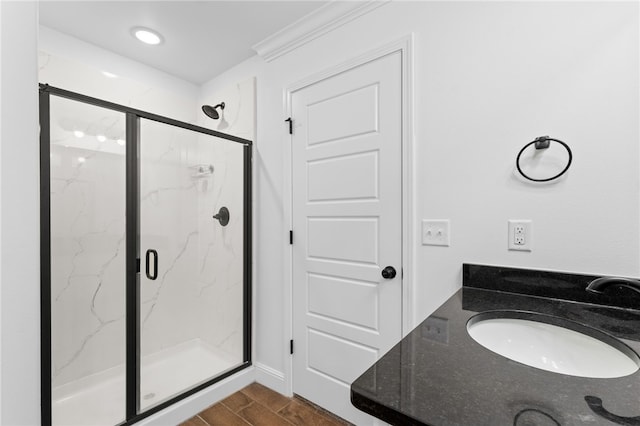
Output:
top-left (508, 220), bottom-right (532, 251)
top-left (422, 219), bottom-right (450, 246)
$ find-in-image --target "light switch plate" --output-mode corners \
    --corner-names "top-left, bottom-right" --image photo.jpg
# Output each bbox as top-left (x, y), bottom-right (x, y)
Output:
top-left (422, 219), bottom-right (450, 246)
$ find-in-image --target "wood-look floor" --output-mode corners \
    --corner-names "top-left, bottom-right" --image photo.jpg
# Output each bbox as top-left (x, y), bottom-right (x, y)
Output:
top-left (181, 383), bottom-right (351, 426)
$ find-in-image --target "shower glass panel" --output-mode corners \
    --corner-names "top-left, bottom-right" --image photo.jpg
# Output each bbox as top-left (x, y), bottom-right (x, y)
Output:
top-left (48, 96), bottom-right (126, 426)
top-left (138, 119), bottom-right (246, 410)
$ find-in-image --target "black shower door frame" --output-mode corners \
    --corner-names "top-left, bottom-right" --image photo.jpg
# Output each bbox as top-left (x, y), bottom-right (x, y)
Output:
top-left (39, 84), bottom-right (253, 426)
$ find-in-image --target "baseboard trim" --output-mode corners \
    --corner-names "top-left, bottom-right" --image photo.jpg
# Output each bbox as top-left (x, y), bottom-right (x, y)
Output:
top-left (254, 362), bottom-right (288, 396)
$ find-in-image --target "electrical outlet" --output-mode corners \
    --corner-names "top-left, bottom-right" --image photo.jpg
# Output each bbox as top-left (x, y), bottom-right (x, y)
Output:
top-left (422, 220), bottom-right (450, 246)
top-left (514, 224), bottom-right (525, 245)
top-left (508, 220), bottom-right (532, 251)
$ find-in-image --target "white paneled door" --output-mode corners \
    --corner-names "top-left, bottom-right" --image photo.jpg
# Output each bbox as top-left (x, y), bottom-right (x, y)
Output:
top-left (291, 51), bottom-right (403, 424)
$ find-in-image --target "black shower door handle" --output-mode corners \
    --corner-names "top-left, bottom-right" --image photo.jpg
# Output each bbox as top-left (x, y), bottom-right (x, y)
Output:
top-left (146, 249), bottom-right (158, 280)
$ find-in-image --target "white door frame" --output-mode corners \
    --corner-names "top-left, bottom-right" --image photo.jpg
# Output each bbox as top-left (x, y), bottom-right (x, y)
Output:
top-left (282, 34), bottom-right (415, 397)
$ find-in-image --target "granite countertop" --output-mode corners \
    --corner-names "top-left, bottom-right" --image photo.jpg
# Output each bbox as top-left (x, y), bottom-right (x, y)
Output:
top-left (350, 264), bottom-right (640, 426)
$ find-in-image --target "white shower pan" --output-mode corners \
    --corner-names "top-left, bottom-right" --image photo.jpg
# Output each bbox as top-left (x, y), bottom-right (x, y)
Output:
top-left (52, 339), bottom-right (238, 426)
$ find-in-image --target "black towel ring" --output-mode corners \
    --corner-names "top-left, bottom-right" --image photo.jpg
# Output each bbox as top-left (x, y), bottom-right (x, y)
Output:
top-left (516, 136), bottom-right (572, 182)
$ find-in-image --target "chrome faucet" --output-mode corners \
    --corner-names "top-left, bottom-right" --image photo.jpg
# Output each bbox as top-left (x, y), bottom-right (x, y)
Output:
top-left (586, 276), bottom-right (640, 295)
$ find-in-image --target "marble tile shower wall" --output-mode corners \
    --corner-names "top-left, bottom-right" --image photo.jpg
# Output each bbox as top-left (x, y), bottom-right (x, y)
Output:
top-left (199, 78), bottom-right (255, 142)
top-left (50, 101), bottom-right (128, 387)
top-left (138, 121), bottom-right (244, 362)
top-left (193, 137), bottom-right (245, 360)
top-left (139, 121), bottom-right (202, 356)
top-left (51, 108), bottom-right (245, 389)
top-left (193, 76), bottom-right (255, 364)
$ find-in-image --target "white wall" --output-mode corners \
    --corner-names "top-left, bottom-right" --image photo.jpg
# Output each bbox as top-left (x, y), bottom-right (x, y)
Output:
top-left (201, 1), bottom-right (640, 384)
top-left (0, 1), bottom-right (40, 424)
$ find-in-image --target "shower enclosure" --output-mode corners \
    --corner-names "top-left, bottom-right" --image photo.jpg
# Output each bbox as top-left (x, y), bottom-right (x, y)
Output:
top-left (39, 85), bottom-right (252, 426)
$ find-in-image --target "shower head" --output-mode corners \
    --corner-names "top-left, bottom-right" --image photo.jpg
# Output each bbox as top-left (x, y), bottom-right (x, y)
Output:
top-left (202, 102), bottom-right (225, 120)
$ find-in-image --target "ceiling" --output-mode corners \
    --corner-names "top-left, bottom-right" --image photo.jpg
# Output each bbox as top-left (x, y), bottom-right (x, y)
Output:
top-left (39, 1), bottom-right (328, 85)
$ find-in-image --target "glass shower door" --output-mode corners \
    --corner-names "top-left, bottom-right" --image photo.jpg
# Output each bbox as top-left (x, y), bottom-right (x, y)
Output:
top-left (137, 118), bottom-right (247, 411)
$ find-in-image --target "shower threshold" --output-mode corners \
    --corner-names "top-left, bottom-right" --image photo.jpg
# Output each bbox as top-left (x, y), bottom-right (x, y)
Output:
top-left (52, 339), bottom-right (239, 426)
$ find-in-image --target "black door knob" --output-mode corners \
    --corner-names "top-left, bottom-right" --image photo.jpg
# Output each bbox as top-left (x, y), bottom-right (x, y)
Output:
top-left (381, 266), bottom-right (396, 279)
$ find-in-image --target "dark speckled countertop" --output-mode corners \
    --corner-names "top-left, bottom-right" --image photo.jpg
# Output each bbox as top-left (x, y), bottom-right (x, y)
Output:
top-left (351, 264), bottom-right (640, 426)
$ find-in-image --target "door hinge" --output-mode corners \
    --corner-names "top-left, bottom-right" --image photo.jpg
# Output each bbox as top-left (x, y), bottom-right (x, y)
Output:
top-left (290, 339), bottom-right (294, 355)
top-left (136, 258), bottom-right (141, 273)
top-left (285, 117), bottom-right (292, 135)
top-left (289, 230), bottom-right (293, 245)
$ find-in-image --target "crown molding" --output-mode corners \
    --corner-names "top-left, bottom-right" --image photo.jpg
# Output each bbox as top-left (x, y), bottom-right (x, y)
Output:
top-left (252, 0), bottom-right (390, 62)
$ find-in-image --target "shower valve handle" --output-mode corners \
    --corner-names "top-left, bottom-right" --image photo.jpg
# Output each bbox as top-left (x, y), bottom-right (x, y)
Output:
top-left (213, 207), bottom-right (230, 227)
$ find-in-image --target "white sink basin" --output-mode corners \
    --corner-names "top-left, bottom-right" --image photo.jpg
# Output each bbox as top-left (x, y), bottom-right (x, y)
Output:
top-left (467, 313), bottom-right (639, 378)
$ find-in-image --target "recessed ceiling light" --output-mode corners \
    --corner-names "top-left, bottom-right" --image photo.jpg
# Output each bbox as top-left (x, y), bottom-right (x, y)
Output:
top-left (96, 134), bottom-right (107, 142)
top-left (116, 139), bottom-right (126, 146)
top-left (78, 157), bottom-right (86, 163)
top-left (102, 71), bottom-right (117, 78)
top-left (73, 130), bottom-right (84, 138)
top-left (131, 27), bottom-right (163, 45)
